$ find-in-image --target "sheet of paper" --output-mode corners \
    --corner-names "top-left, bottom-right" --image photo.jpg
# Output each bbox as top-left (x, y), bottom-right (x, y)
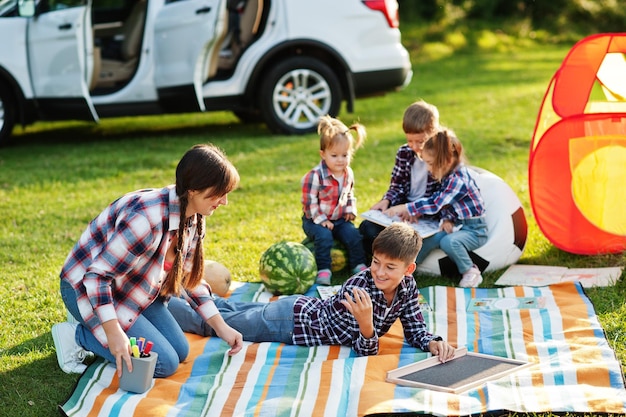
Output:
top-left (495, 264), bottom-right (622, 288)
top-left (360, 210), bottom-right (441, 238)
top-left (317, 285), bottom-right (343, 300)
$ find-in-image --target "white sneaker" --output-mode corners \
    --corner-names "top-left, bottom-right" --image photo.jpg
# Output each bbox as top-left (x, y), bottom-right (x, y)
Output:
top-left (51, 322), bottom-right (91, 374)
top-left (459, 265), bottom-right (483, 288)
top-left (66, 310), bottom-right (79, 324)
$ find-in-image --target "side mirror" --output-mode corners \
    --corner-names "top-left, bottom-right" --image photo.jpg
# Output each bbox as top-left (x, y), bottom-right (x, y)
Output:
top-left (18, 0), bottom-right (36, 17)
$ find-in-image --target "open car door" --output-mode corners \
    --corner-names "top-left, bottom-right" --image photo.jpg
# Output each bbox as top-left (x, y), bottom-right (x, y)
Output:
top-left (26, 0), bottom-right (98, 121)
top-left (153, 0), bottom-right (227, 113)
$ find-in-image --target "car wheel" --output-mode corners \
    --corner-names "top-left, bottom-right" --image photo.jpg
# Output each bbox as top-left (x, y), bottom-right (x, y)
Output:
top-left (259, 57), bottom-right (342, 135)
top-left (0, 83), bottom-right (16, 147)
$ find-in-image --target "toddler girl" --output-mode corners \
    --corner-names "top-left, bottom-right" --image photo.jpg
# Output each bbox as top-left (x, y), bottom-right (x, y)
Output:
top-left (302, 115), bottom-right (368, 285)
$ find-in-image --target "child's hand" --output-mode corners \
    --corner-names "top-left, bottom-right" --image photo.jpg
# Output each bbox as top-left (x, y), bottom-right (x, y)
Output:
top-left (321, 220), bottom-right (334, 230)
top-left (340, 288), bottom-right (374, 338)
top-left (384, 205), bottom-right (408, 219)
top-left (370, 199), bottom-right (390, 211)
top-left (406, 214), bottom-right (420, 223)
top-left (344, 213), bottom-right (356, 222)
top-left (428, 339), bottom-right (456, 363)
top-left (441, 220), bottom-right (455, 233)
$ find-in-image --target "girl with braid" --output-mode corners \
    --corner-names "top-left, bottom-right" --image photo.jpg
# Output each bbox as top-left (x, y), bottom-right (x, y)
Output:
top-left (385, 129), bottom-right (488, 288)
top-left (52, 144), bottom-right (244, 377)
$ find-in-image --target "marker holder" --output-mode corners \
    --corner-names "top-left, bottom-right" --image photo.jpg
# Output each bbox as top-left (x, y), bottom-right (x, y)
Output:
top-left (119, 352), bottom-right (158, 394)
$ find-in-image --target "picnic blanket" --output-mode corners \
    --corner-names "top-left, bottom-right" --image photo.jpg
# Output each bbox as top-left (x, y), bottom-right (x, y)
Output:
top-left (60, 281), bottom-right (626, 416)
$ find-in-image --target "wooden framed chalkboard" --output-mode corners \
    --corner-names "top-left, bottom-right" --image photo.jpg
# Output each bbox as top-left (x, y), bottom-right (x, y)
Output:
top-left (386, 347), bottom-right (533, 394)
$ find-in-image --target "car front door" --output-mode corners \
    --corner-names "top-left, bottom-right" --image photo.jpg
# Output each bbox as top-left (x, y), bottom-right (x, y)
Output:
top-left (153, 0), bottom-right (226, 113)
top-left (26, 0), bottom-right (98, 121)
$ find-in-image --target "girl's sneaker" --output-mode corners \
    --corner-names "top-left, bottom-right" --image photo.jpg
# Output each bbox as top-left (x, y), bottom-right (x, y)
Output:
top-left (316, 269), bottom-right (332, 286)
top-left (352, 263), bottom-right (368, 274)
top-left (459, 265), bottom-right (483, 288)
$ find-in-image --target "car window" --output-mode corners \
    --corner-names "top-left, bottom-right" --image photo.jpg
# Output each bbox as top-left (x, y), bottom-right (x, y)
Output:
top-left (48, 0), bottom-right (87, 10)
top-left (93, 0), bottom-right (134, 24)
top-left (0, 0), bottom-right (17, 16)
top-left (0, 0), bottom-right (86, 16)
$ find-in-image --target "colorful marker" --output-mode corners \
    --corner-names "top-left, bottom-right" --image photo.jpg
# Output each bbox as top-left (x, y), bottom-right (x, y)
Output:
top-left (132, 344), bottom-right (141, 358)
top-left (142, 341), bottom-right (154, 357)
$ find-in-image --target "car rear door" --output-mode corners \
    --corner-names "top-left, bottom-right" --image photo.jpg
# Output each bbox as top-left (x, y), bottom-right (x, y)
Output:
top-left (26, 0), bottom-right (98, 121)
top-left (153, 0), bottom-right (226, 112)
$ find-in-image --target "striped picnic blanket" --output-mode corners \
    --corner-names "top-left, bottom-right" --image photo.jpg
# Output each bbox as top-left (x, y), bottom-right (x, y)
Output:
top-left (60, 281), bottom-right (626, 416)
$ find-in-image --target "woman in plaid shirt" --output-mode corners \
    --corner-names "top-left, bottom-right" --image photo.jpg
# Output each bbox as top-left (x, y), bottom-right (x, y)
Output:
top-left (52, 144), bottom-right (244, 377)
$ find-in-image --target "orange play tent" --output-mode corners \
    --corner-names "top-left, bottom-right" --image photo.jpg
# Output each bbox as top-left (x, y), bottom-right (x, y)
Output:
top-left (529, 33), bottom-right (626, 255)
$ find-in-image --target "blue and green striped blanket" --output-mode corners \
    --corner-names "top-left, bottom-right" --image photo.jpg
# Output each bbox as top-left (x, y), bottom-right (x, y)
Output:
top-left (60, 281), bottom-right (626, 416)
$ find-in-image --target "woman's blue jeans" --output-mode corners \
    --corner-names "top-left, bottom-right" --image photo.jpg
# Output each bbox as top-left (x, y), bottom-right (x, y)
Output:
top-left (167, 295), bottom-right (297, 344)
top-left (60, 280), bottom-right (189, 377)
top-left (302, 217), bottom-right (366, 271)
top-left (415, 217), bottom-right (488, 274)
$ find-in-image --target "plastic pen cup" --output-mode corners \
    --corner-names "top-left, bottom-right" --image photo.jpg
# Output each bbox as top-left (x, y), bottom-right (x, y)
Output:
top-left (119, 352), bottom-right (158, 394)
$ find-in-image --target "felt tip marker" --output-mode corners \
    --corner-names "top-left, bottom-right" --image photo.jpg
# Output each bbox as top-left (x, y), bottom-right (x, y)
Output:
top-left (142, 341), bottom-right (154, 357)
top-left (129, 337), bottom-right (137, 347)
top-left (132, 345), bottom-right (141, 358)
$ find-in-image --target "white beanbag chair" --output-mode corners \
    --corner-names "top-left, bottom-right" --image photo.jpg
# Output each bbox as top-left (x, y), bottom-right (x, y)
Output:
top-left (416, 166), bottom-right (527, 277)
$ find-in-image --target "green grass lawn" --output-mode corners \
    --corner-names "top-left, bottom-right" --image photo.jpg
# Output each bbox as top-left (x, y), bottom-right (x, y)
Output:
top-left (1, 29), bottom-right (625, 417)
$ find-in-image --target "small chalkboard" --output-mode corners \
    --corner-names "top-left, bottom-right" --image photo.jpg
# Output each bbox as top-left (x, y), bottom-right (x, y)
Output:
top-left (386, 347), bottom-right (533, 394)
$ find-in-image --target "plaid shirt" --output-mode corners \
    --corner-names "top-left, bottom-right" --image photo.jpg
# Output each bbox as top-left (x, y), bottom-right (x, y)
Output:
top-left (60, 185), bottom-right (219, 347)
top-left (301, 161), bottom-right (356, 223)
top-left (292, 270), bottom-right (437, 356)
top-left (406, 164), bottom-right (485, 222)
top-left (383, 144), bottom-right (436, 205)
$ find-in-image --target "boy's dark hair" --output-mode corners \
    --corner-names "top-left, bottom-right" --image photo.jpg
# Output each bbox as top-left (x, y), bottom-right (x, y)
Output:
top-left (372, 223), bottom-right (422, 264)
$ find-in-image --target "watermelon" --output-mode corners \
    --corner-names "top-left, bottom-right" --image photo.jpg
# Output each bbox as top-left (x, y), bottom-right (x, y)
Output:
top-left (259, 241), bottom-right (317, 295)
top-left (302, 237), bottom-right (348, 274)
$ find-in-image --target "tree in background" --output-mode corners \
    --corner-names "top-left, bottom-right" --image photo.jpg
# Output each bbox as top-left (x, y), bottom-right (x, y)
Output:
top-left (399, 0), bottom-right (626, 35)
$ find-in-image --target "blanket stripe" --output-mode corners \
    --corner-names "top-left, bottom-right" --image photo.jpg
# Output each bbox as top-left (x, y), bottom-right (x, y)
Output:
top-left (60, 282), bottom-right (626, 416)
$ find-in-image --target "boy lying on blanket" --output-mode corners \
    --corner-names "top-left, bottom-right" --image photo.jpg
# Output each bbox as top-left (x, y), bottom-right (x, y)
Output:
top-left (169, 222), bottom-right (455, 361)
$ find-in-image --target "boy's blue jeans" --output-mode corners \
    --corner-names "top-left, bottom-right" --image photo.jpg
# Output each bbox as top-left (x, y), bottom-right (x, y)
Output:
top-left (60, 280), bottom-right (189, 377)
top-left (416, 217), bottom-right (488, 274)
top-left (167, 295), bottom-right (297, 344)
top-left (358, 220), bottom-right (385, 262)
top-left (302, 217), bottom-right (366, 271)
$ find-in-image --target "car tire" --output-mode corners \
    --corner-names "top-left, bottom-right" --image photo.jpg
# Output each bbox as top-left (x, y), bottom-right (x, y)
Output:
top-left (0, 82), bottom-right (16, 147)
top-left (259, 57), bottom-right (342, 135)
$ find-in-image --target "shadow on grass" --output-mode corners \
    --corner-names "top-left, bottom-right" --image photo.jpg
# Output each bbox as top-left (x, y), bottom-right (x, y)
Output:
top-left (521, 245), bottom-right (626, 270)
top-left (1, 333), bottom-right (80, 417)
top-left (6, 114), bottom-right (272, 149)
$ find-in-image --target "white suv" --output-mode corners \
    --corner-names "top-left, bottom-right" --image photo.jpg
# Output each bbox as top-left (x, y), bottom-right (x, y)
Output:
top-left (0, 0), bottom-right (411, 145)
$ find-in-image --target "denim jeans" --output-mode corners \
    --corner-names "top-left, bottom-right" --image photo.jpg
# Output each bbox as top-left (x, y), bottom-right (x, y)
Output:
top-left (358, 220), bottom-right (385, 263)
top-left (302, 217), bottom-right (366, 271)
top-left (167, 295), bottom-right (297, 344)
top-left (415, 217), bottom-right (488, 274)
top-left (60, 280), bottom-right (189, 377)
